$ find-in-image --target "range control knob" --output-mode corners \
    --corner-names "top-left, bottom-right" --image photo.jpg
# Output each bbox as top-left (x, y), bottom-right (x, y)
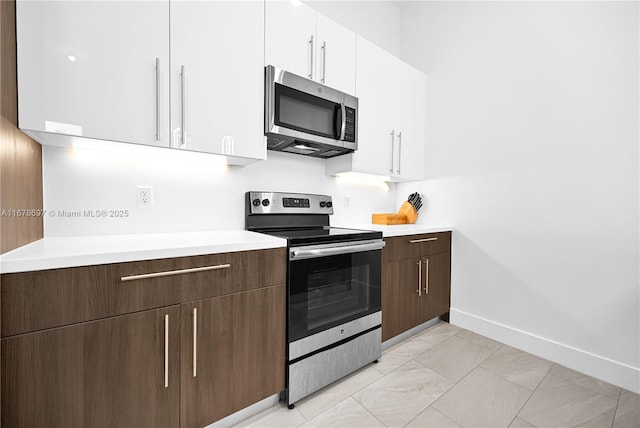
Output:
top-left (319, 201), bottom-right (326, 208)
top-left (261, 199), bottom-right (270, 207)
top-left (252, 198), bottom-right (261, 207)
top-left (326, 201), bottom-right (333, 208)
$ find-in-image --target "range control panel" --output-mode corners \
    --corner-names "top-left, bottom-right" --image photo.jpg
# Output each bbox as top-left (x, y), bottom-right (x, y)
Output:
top-left (247, 192), bottom-right (333, 215)
top-left (283, 197), bottom-right (310, 208)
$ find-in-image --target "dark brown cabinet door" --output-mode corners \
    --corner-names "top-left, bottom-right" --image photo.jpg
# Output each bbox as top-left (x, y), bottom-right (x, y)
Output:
top-left (180, 284), bottom-right (286, 428)
top-left (420, 252), bottom-right (451, 322)
top-left (381, 260), bottom-right (420, 341)
top-left (1, 306), bottom-right (181, 428)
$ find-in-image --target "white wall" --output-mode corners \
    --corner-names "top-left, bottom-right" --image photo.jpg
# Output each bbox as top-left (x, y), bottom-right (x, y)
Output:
top-left (43, 145), bottom-right (395, 236)
top-left (303, 0), bottom-right (401, 56)
top-left (397, 1), bottom-right (639, 392)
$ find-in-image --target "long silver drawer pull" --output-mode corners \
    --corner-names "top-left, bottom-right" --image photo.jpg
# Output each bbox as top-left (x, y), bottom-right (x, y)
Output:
top-left (409, 237), bottom-right (438, 244)
top-left (155, 58), bottom-right (160, 141)
top-left (164, 314), bottom-right (169, 388)
top-left (425, 258), bottom-right (429, 294)
top-left (416, 259), bottom-right (422, 296)
top-left (321, 41), bottom-right (326, 83)
top-left (290, 241), bottom-right (385, 261)
top-left (397, 131), bottom-right (402, 174)
top-left (193, 307), bottom-right (197, 378)
top-left (308, 35), bottom-right (314, 79)
top-left (180, 65), bottom-right (186, 148)
top-left (389, 130), bottom-right (395, 173)
top-left (120, 264), bottom-right (231, 282)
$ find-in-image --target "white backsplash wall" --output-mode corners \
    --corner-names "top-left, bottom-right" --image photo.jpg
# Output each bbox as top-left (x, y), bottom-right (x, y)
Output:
top-left (397, 1), bottom-right (639, 392)
top-left (43, 144), bottom-right (396, 237)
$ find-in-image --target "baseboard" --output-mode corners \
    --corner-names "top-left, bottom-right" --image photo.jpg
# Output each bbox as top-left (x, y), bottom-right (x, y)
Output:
top-left (205, 393), bottom-right (280, 428)
top-left (382, 317), bottom-right (443, 351)
top-left (450, 308), bottom-right (640, 394)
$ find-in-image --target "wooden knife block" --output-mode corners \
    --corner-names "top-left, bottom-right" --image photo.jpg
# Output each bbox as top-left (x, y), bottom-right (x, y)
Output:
top-left (372, 201), bottom-right (418, 225)
top-left (396, 201), bottom-right (418, 224)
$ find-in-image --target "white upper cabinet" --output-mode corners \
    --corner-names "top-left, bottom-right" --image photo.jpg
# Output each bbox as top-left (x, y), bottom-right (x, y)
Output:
top-left (264, 1), bottom-right (316, 79)
top-left (265, 1), bottom-right (356, 95)
top-left (17, 0), bottom-right (265, 164)
top-left (330, 36), bottom-right (396, 177)
top-left (394, 61), bottom-right (426, 181)
top-left (325, 35), bottom-right (426, 182)
top-left (170, 1), bottom-right (265, 160)
top-left (17, 1), bottom-right (170, 147)
top-left (314, 14), bottom-right (356, 95)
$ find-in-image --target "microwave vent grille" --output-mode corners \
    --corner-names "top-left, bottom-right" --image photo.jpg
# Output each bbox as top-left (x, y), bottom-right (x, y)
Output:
top-left (320, 150), bottom-right (343, 158)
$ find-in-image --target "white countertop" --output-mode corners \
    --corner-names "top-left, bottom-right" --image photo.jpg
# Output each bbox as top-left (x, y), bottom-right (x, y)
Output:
top-left (339, 224), bottom-right (454, 237)
top-left (0, 231), bottom-right (287, 274)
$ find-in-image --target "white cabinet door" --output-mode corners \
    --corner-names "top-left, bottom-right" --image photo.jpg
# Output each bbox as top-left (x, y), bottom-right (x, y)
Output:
top-left (265, 1), bottom-right (316, 79)
top-left (315, 14), bottom-right (356, 95)
top-left (265, 2), bottom-right (356, 94)
top-left (326, 36), bottom-right (427, 181)
top-left (170, 1), bottom-right (265, 160)
top-left (394, 62), bottom-right (426, 181)
top-left (16, 0), bottom-right (170, 147)
top-left (326, 36), bottom-right (396, 177)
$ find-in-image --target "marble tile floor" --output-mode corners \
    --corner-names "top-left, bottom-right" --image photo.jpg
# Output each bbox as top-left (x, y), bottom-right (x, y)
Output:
top-left (234, 322), bottom-right (640, 428)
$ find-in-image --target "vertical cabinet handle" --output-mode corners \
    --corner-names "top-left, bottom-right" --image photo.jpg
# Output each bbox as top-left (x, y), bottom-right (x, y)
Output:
top-left (308, 35), bottom-right (314, 79)
top-left (155, 58), bottom-right (160, 141)
top-left (389, 130), bottom-right (395, 173)
top-left (397, 131), bottom-right (402, 174)
top-left (164, 314), bottom-right (169, 388)
top-left (321, 41), bottom-right (326, 83)
top-left (424, 258), bottom-right (430, 294)
top-left (180, 65), bottom-right (186, 149)
top-left (193, 307), bottom-right (197, 378)
top-left (416, 259), bottom-right (422, 296)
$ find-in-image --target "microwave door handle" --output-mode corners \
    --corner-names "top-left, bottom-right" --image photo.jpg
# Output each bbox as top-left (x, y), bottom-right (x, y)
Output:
top-left (334, 104), bottom-right (343, 139)
top-left (340, 102), bottom-right (346, 140)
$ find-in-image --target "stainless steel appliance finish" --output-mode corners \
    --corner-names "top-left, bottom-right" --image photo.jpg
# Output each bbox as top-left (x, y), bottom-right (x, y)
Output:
top-left (289, 311), bottom-right (381, 360)
top-left (247, 191), bottom-right (334, 215)
top-left (289, 239), bottom-right (385, 261)
top-left (287, 328), bottom-right (381, 404)
top-left (245, 191), bottom-right (382, 409)
top-left (265, 65), bottom-right (358, 158)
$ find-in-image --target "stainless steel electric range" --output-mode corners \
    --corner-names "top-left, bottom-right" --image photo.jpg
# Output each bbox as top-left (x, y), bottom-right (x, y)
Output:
top-left (245, 191), bottom-right (384, 408)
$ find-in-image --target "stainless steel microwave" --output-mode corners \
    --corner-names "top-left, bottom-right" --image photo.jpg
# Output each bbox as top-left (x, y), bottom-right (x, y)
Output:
top-left (265, 65), bottom-right (358, 158)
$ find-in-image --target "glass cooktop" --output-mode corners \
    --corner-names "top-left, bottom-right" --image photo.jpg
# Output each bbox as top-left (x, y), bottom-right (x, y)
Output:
top-left (262, 226), bottom-right (381, 246)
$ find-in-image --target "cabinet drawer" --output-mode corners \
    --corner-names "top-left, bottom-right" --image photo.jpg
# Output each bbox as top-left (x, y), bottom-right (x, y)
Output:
top-left (1, 248), bottom-right (286, 337)
top-left (383, 232), bottom-right (451, 263)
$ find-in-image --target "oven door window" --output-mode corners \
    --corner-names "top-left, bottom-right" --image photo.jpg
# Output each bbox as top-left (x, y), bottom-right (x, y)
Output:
top-left (289, 249), bottom-right (381, 342)
top-left (275, 83), bottom-right (340, 140)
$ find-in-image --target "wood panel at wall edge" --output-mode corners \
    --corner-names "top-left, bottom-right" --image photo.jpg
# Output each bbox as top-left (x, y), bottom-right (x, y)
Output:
top-left (0, 0), bottom-right (44, 255)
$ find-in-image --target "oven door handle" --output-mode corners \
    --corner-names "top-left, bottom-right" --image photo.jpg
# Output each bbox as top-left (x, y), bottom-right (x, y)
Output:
top-left (290, 241), bottom-right (386, 260)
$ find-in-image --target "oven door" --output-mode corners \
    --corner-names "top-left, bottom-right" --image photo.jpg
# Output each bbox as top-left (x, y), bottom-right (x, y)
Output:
top-left (288, 240), bottom-right (384, 343)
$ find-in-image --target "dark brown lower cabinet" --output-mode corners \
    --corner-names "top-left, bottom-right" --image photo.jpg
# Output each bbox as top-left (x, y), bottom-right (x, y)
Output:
top-left (382, 260), bottom-right (420, 341)
top-left (381, 232), bottom-right (452, 342)
top-left (420, 251), bottom-right (451, 322)
top-left (1, 306), bottom-right (181, 428)
top-left (180, 285), bottom-right (285, 427)
top-left (1, 286), bottom-right (286, 428)
top-left (1, 248), bottom-right (287, 428)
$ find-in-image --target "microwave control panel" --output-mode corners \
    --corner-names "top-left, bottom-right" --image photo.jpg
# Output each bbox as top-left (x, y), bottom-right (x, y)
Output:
top-left (344, 107), bottom-right (356, 142)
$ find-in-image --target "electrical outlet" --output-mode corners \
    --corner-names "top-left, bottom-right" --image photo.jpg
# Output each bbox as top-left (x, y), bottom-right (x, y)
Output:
top-left (344, 195), bottom-right (351, 208)
top-left (137, 185), bottom-right (153, 207)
